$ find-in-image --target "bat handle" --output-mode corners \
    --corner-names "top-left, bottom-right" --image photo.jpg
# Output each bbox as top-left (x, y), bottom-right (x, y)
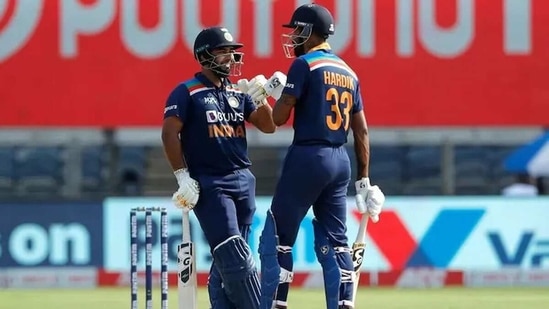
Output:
top-left (182, 211), bottom-right (191, 243)
top-left (355, 214), bottom-right (369, 242)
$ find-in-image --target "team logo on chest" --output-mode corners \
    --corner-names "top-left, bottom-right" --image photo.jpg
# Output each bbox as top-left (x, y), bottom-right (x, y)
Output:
top-left (203, 93), bottom-right (218, 105)
top-left (228, 96), bottom-right (240, 108)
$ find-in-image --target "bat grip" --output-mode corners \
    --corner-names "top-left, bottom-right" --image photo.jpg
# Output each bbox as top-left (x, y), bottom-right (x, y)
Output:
top-left (354, 214), bottom-right (369, 243)
top-left (182, 211), bottom-right (191, 243)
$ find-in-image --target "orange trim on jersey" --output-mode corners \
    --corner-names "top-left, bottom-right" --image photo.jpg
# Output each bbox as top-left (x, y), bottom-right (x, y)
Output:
top-left (186, 81), bottom-right (205, 93)
top-left (308, 58), bottom-right (351, 70)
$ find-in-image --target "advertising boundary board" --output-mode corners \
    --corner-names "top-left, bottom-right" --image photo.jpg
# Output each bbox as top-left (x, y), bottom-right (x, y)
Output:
top-left (1, 197), bottom-right (548, 289)
top-left (100, 197), bottom-right (549, 287)
top-left (0, 201), bottom-right (104, 268)
top-left (1, 1), bottom-right (548, 126)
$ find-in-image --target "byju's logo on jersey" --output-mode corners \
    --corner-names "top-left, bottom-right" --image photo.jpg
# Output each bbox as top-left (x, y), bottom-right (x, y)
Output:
top-left (206, 110), bottom-right (218, 123)
top-left (205, 110), bottom-right (244, 123)
top-left (203, 94), bottom-right (218, 105)
top-left (205, 109), bottom-right (246, 139)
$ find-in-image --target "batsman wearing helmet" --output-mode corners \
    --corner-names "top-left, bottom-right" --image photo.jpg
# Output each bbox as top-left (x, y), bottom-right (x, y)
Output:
top-left (161, 26), bottom-right (278, 309)
top-left (243, 4), bottom-right (386, 309)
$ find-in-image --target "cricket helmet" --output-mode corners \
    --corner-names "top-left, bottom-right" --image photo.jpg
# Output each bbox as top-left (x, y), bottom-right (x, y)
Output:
top-left (193, 27), bottom-right (244, 77)
top-left (281, 4), bottom-right (335, 58)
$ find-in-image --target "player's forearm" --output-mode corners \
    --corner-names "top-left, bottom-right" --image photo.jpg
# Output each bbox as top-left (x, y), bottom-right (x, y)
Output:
top-left (353, 128), bottom-right (370, 179)
top-left (273, 94), bottom-right (295, 126)
top-left (161, 132), bottom-right (186, 171)
top-left (272, 100), bottom-right (289, 126)
top-left (254, 104), bottom-right (276, 133)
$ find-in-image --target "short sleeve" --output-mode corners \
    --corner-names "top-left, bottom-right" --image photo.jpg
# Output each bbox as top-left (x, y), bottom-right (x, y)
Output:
top-left (353, 81), bottom-right (364, 114)
top-left (243, 94), bottom-right (257, 121)
top-left (164, 84), bottom-right (191, 121)
top-left (282, 57), bottom-right (309, 99)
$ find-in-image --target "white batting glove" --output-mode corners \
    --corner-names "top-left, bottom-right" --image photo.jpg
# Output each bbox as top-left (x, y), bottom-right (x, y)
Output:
top-left (247, 71), bottom-right (287, 102)
top-left (172, 168), bottom-right (200, 212)
top-left (237, 77), bottom-right (267, 107)
top-left (236, 78), bottom-right (250, 93)
top-left (355, 177), bottom-right (385, 223)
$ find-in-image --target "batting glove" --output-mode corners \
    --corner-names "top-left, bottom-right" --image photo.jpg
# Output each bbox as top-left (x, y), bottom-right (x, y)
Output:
top-left (237, 77), bottom-right (268, 107)
top-left (355, 177), bottom-right (385, 223)
top-left (172, 168), bottom-right (200, 212)
top-left (247, 71), bottom-right (287, 102)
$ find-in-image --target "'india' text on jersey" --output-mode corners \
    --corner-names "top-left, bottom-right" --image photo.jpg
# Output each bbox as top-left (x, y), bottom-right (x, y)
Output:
top-left (164, 73), bottom-right (257, 176)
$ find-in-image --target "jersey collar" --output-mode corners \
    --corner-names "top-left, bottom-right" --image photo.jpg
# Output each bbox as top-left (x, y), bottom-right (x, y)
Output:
top-left (308, 42), bottom-right (332, 53)
top-left (195, 72), bottom-right (230, 89)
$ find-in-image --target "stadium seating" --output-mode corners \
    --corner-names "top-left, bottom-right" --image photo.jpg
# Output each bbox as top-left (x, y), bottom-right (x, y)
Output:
top-left (0, 147), bottom-right (16, 195)
top-left (117, 146), bottom-right (148, 195)
top-left (454, 146), bottom-right (492, 195)
top-left (0, 144), bottom-right (535, 198)
top-left (488, 146), bottom-right (519, 193)
top-left (369, 146), bottom-right (406, 195)
top-left (81, 146), bottom-right (107, 193)
top-left (16, 146), bottom-right (65, 195)
top-left (401, 146), bottom-right (443, 195)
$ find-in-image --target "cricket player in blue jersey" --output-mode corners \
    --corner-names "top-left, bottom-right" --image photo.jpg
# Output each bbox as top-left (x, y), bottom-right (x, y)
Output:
top-left (245, 4), bottom-right (386, 309)
top-left (161, 26), bottom-right (283, 309)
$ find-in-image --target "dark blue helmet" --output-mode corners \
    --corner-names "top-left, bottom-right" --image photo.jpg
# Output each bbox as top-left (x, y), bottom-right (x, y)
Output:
top-left (193, 27), bottom-right (244, 76)
top-left (281, 4), bottom-right (334, 58)
top-left (282, 4), bottom-right (335, 37)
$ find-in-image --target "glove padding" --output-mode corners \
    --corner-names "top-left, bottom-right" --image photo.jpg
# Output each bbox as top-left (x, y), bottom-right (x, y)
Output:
top-left (247, 71), bottom-right (287, 102)
top-left (237, 78), bottom-right (250, 93)
top-left (355, 177), bottom-right (385, 223)
top-left (172, 168), bottom-right (200, 212)
top-left (237, 77), bottom-right (268, 107)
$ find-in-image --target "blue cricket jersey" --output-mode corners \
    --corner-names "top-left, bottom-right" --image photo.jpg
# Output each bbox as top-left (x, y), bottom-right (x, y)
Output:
top-left (282, 43), bottom-right (363, 146)
top-left (163, 73), bottom-right (257, 177)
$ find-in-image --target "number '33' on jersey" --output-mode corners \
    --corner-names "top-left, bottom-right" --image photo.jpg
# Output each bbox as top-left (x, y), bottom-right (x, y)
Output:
top-left (283, 46), bottom-right (363, 146)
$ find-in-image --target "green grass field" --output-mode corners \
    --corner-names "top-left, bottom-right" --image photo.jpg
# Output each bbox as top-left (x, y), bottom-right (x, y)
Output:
top-left (1, 287), bottom-right (548, 309)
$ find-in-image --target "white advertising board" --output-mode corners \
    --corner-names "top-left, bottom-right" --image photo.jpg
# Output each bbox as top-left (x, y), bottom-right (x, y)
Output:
top-left (102, 196), bottom-right (549, 272)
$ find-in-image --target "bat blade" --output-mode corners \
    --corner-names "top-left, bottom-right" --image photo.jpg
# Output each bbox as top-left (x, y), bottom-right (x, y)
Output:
top-left (351, 214), bottom-right (369, 304)
top-left (178, 212), bottom-right (197, 309)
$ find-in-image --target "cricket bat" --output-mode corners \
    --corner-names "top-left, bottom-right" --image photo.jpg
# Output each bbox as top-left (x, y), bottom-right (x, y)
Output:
top-left (177, 211), bottom-right (197, 309)
top-left (351, 213), bottom-right (369, 304)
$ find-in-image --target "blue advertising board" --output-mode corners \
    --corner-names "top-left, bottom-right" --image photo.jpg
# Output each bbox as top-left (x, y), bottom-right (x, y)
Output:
top-left (0, 202), bottom-right (104, 267)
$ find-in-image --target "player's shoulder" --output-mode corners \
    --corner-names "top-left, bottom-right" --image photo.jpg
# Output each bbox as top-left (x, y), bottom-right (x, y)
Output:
top-left (297, 51), bottom-right (354, 75)
top-left (178, 77), bottom-right (212, 97)
top-left (298, 50), bottom-right (338, 66)
top-left (288, 55), bottom-right (311, 70)
top-left (166, 77), bottom-right (204, 103)
top-left (318, 53), bottom-right (359, 81)
top-left (169, 78), bottom-right (193, 94)
top-left (334, 54), bottom-right (359, 78)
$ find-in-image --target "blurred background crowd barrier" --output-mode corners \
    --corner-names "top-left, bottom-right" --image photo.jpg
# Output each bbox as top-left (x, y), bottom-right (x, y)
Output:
top-left (0, 0), bottom-right (548, 289)
top-left (0, 127), bottom-right (547, 199)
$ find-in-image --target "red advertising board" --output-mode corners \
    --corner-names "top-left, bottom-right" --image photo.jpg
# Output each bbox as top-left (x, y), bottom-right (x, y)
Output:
top-left (0, 0), bottom-right (548, 127)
